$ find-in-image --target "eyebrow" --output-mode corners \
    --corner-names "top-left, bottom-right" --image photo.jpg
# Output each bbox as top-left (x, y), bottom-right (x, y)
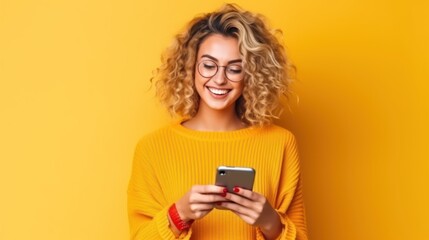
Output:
top-left (200, 54), bottom-right (242, 64)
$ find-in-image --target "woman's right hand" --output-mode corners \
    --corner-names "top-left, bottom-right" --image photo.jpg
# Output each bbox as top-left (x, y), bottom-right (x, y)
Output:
top-left (175, 185), bottom-right (227, 222)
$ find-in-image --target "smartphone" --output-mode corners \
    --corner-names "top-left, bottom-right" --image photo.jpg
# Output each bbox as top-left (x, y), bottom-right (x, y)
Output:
top-left (215, 166), bottom-right (256, 193)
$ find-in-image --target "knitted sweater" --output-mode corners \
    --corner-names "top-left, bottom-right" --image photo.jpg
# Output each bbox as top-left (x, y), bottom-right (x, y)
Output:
top-left (127, 122), bottom-right (308, 239)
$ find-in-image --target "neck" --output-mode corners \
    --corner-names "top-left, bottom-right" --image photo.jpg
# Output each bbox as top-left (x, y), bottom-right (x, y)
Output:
top-left (183, 105), bottom-right (246, 132)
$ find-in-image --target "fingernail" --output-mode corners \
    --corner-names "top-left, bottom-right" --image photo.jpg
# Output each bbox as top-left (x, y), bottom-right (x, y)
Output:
top-left (223, 188), bottom-right (228, 193)
top-left (233, 187), bottom-right (240, 193)
top-left (220, 192), bottom-right (226, 197)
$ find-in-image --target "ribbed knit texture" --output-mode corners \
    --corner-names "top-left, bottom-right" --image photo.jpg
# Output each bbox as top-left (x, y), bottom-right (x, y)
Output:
top-left (127, 122), bottom-right (308, 240)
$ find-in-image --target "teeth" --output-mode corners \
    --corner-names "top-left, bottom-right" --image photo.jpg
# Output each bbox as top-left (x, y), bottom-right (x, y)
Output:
top-left (208, 87), bottom-right (229, 95)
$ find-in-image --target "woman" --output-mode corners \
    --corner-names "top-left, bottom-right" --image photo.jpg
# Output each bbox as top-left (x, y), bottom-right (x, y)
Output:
top-left (128, 4), bottom-right (308, 240)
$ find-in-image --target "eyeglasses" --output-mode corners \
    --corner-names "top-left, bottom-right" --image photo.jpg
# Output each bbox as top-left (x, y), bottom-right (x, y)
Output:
top-left (197, 60), bottom-right (244, 82)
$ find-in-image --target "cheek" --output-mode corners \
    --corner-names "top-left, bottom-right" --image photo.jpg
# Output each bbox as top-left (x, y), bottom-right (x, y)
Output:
top-left (194, 76), bottom-right (207, 96)
top-left (236, 83), bottom-right (245, 94)
top-left (194, 75), bottom-right (205, 88)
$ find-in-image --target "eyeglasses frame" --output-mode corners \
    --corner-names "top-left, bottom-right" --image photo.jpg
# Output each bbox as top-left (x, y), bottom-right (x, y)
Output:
top-left (196, 60), bottom-right (245, 82)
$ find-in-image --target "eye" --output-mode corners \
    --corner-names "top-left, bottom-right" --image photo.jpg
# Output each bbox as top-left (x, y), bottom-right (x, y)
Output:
top-left (202, 62), bottom-right (216, 70)
top-left (226, 65), bottom-right (243, 74)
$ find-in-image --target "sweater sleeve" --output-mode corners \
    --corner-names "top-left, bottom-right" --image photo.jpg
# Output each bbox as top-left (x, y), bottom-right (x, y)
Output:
top-left (127, 140), bottom-right (192, 240)
top-left (256, 132), bottom-right (308, 240)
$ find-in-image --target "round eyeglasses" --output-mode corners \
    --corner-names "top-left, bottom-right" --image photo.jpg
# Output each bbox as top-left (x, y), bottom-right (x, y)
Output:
top-left (197, 60), bottom-right (245, 82)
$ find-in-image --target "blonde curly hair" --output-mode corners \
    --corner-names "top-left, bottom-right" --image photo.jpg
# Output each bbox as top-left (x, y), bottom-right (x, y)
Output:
top-left (154, 3), bottom-right (292, 126)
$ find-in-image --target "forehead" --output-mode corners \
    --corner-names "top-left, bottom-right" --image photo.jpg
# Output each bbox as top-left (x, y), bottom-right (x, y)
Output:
top-left (197, 34), bottom-right (241, 62)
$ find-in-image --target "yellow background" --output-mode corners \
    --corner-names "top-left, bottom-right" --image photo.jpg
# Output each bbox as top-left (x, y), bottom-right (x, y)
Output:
top-left (1, 0), bottom-right (428, 239)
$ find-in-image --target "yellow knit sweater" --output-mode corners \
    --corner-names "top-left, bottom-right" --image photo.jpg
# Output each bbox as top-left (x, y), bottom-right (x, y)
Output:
top-left (128, 122), bottom-right (308, 239)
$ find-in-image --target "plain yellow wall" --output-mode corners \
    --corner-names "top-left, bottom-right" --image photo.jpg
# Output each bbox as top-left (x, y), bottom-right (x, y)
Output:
top-left (1, 0), bottom-right (428, 239)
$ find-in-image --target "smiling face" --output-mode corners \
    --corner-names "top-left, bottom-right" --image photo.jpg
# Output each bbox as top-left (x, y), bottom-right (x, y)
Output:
top-left (194, 34), bottom-right (244, 115)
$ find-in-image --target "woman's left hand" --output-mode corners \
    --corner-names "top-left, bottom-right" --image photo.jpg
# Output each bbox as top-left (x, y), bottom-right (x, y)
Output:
top-left (216, 187), bottom-right (282, 239)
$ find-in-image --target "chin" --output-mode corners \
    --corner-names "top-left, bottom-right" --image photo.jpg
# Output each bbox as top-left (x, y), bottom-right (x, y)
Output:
top-left (200, 98), bottom-right (235, 111)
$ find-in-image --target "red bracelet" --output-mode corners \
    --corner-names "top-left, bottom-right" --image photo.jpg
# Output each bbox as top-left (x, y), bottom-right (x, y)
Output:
top-left (168, 203), bottom-right (194, 231)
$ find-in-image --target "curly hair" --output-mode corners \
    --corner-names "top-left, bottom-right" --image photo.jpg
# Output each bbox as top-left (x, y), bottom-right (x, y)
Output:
top-left (153, 3), bottom-right (292, 126)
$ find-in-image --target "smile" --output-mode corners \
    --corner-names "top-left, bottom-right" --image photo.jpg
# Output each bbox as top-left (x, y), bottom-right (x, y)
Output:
top-left (207, 87), bottom-right (231, 95)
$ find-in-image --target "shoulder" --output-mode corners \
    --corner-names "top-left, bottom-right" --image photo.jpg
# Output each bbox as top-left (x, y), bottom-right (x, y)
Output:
top-left (256, 124), bottom-right (299, 152)
top-left (135, 124), bottom-right (176, 149)
top-left (259, 124), bottom-right (297, 141)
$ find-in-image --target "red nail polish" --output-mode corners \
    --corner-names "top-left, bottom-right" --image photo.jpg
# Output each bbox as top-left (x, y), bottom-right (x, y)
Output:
top-left (223, 188), bottom-right (228, 193)
top-left (221, 192), bottom-right (226, 197)
top-left (233, 187), bottom-right (239, 193)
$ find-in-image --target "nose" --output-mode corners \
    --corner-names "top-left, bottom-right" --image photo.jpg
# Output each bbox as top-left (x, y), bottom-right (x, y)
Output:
top-left (212, 67), bottom-right (228, 85)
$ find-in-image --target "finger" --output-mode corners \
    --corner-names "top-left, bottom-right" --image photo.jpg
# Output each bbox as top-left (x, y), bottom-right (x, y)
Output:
top-left (189, 203), bottom-right (216, 212)
top-left (214, 202), bottom-right (228, 210)
top-left (220, 201), bottom-right (258, 219)
top-left (231, 187), bottom-right (261, 201)
top-left (191, 185), bottom-right (227, 194)
top-left (189, 192), bottom-right (227, 204)
top-left (230, 211), bottom-right (258, 225)
top-left (223, 192), bottom-right (255, 209)
top-left (191, 209), bottom-right (212, 220)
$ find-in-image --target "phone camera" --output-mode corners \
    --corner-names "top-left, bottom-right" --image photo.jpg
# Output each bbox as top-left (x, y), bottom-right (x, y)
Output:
top-left (219, 171), bottom-right (226, 176)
